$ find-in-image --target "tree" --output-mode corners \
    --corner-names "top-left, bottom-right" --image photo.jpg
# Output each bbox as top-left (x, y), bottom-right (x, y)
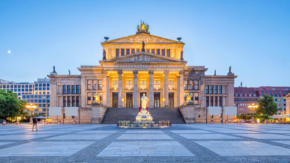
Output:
top-left (0, 90), bottom-right (27, 120)
top-left (256, 94), bottom-right (278, 116)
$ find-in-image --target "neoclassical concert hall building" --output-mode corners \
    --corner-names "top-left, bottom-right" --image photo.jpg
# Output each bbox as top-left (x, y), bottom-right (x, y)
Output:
top-left (48, 22), bottom-right (237, 123)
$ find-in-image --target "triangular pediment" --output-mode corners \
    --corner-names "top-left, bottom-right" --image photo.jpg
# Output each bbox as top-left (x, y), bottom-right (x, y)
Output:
top-left (102, 33), bottom-right (183, 44)
top-left (100, 52), bottom-right (187, 64)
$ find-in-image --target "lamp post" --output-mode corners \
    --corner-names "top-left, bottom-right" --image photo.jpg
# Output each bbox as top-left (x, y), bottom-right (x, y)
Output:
top-left (248, 103), bottom-right (258, 124)
top-left (26, 103), bottom-right (37, 124)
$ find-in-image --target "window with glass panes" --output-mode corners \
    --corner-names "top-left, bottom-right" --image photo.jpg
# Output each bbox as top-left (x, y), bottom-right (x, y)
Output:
top-left (210, 86), bottom-right (213, 94)
top-left (87, 93), bottom-right (92, 105)
top-left (67, 86), bottom-right (71, 94)
top-left (214, 86), bottom-right (218, 94)
top-left (206, 85), bottom-right (209, 94)
top-left (169, 80), bottom-right (175, 90)
top-left (184, 80), bottom-right (188, 89)
top-left (151, 49), bottom-right (155, 54)
top-left (93, 80), bottom-right (97, 90)
top-left (112, 79), bottom-right (118, 90)
top-left (63, 86), bottom-right (66, 94)
top-left (116, 49), bottom-right (120, 57)
top-left (126, 49), bottom-right (130, 55)
top-left (194, 93), bottom-right (199, 104)
top-left (87, 80), bottom-right (92, 90)
top-left (126, 80), bottom-right (133, 90)
top-left (167, 49), bottom-right (170, 57)
top-left (157, 49), bottom-right (160, 55)
top-left (162, 49), bottom-right (165, 56)
top-left (140, 80), bottom-right (147, 90)
top-left (72, 85), bottom-right (76, 94)
top-left (154, 80), bottom-right (161, 90)
top-left (121, 49), bottom-right (125, 56)
top-left (98, 80), bottom-right (102, 90)
top-left (219, 86), bottom-right (222, 94)
top-left (188, 80), bottom-right (194, 90)
top-left (76, 85), bottom-right (80, 94)
top-left (131, 49), bottom-right (135, 54)
top-left (194, 80), bottom-right (199, 89)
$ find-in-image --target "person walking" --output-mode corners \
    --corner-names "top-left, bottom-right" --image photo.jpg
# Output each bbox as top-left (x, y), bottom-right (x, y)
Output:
top-left (32, 116), bottom-right (38, 131)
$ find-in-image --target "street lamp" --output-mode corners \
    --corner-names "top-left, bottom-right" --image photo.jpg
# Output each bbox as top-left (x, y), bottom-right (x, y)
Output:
top-left (26, 103), bottom-right (37, 124)
top-left (248, 103), bottom-right (258, 124)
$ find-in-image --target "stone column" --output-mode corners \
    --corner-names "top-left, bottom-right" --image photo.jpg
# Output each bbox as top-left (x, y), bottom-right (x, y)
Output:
top-left (149, 70), bottom-right (154, 108)
top-left (81, 77), bottom-right (86, 107)
top-left (180, 71), bottom-right (185, 105)
top-left (102, 71), bottom-right (107, 106)
top-left (106, 76), bottom-right (110, 107)
top-left (164, 70), bottom-right (169, 107)
top-left (117, 70), bottom-right (123, 108)
top-left (70, 96), bottom-right (72, 107)
top-left (193, 92), bottom-right (195, 105)
top-left (133, 70), bottom-right (138, 108)
top-left (217, 96), bottom-right (220, 106)
top-left (177, 76), bottom-right (180, 106)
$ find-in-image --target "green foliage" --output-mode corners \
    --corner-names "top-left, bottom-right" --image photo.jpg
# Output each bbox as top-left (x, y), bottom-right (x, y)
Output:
top-left (0, 90), bottom-right (27, 120)
top-left (256, 94), bottom-right (278, 116)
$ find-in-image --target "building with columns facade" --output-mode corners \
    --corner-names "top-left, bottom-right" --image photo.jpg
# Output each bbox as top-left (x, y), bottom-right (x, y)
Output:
top-left (48, 22), bottom-right (237, 123)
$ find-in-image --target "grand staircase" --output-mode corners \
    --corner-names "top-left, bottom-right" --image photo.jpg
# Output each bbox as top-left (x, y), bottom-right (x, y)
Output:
top-left (102, 107), bottom-right (185, 124)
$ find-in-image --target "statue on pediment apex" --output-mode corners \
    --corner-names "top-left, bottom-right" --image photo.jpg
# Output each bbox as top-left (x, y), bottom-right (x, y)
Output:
top-left (136, 20), bottom-right (150, 34)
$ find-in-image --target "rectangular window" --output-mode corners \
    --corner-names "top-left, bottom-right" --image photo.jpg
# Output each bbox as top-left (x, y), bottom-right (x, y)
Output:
top-left (195, 93), bottom-right (199, 105)
top-left (93, 80), bottom-right (97, 90)
top-left (206, 85), bottom-right (209, 94)
top-left (126, 80), bottom-right (133, 90)
top-left (194, 80), bottom-right (199, 89)
top-left (140, 80), bottom-right (147, 90)
top-left (146, 49), bottom-right (150, 53)
top-left (151, 49), bottom-right (155, 54)
top-left (214, 86), bottom-right (218, 94)
top-left (112, 79), bottom-right (118, 90)
top-left (121, 49), bottom-right (125, 56)
top-left (153, 80), bottom-right (161, 90)
top-left (67, 96), bottom-right (71, 106)
top-left (136, 49), bottom-right (140, 52)
top-left (162, 49), bottom-right (165, 56)
top-left (131, 49), bottom-right (135, 54)
top-left (72, 96), bottom-right (75, 106)
top-left (76, 96), bottom-right (79, 106)
top-left (167, 49), bottom-right (170, 57)
top-left (116, 49), bottom-right (119, 57)
top-left (87, 80), bottom-right (92, 90)
top-left (98, 80), bottom-right (102, 90)
top-left (188, 80), bottom-right (194, 90)
top-left (184, 80), bottom-right (188, 90)
top-left (126, 49), bottom-right (130, 55)
top-left (87, 93), bottom-right (91, 105)
top-left (169, 79), bottom-right (175, 90)
top-left (72, 85), bottom-right (76, 94)
top-left (63, 97), bottom-right (66, 107)
top-left (210, 86), bottom-right (213, 94)
top-left (67, 86), bottom-right (71, 94)
top-left (63, 86), bottom-right (66, 94)
top-left (76, 85), bottom-right (80, 94)
top-left (157, 49), bottom-right (160, 55)
top-left (219, 86), bottom-right (222, 94)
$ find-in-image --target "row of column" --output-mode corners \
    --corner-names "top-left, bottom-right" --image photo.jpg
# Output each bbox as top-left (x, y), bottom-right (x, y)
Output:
top-left (113, 70), bottom-right (184, 108)
top-left (207, 96), bottom-right (226, 107)
top-left (60, 96), bottom-right (80, 107)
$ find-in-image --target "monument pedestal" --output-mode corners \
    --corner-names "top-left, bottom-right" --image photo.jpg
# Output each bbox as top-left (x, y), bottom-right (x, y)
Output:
top-left (179, 103), bottom-right (196, 124)
top-left (91, 103), bottom-right (108, 124)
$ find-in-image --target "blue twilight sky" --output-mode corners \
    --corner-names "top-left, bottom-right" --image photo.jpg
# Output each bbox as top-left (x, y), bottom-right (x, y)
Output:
top-left (0, 0), bottom-right (289, 87)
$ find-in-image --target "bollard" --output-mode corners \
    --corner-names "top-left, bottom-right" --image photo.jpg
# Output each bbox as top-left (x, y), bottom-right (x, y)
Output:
top-left (74, 120), bottom-right (76, 125)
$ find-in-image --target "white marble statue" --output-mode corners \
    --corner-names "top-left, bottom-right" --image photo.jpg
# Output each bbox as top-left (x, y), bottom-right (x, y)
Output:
top-left (136, 94), bottom-right (153, 121)
top-left (141, 93), bottom-right (148, 109)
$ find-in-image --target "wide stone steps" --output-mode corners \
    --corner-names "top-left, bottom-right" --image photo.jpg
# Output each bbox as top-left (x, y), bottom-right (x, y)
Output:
top-left (102, 107), bottom-right (185, 124)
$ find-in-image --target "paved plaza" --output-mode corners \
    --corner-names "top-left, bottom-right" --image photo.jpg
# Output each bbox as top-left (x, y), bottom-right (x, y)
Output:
top-left (1, 124), bottom-right (290, 162)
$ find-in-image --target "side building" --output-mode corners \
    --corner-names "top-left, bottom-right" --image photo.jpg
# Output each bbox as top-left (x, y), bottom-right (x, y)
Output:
top-left (234, 86), bottom-right (290, 115)
top-left (0, 78), bottom-right (50, 116)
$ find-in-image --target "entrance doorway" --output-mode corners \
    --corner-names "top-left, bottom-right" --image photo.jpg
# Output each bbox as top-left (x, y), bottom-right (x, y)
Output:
top-left (112, 93), bottom-right (118, 107)
top-left (169, 93), bottom-right (174, 107)
top-left (140, 92), bottom-right (147, 107)
top-left (154, 92), bottom-right (160, 108)
top-left (126, 92), bottom-right (133, 108)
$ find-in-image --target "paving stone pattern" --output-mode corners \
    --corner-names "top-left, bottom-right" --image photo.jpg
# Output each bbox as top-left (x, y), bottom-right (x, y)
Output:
top-left (1, 124), bottom-right (290, 162)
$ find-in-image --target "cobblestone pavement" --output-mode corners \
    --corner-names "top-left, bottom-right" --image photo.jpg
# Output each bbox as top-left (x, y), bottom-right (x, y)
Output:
top-left (1, 124), bottom-right (290, 162)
